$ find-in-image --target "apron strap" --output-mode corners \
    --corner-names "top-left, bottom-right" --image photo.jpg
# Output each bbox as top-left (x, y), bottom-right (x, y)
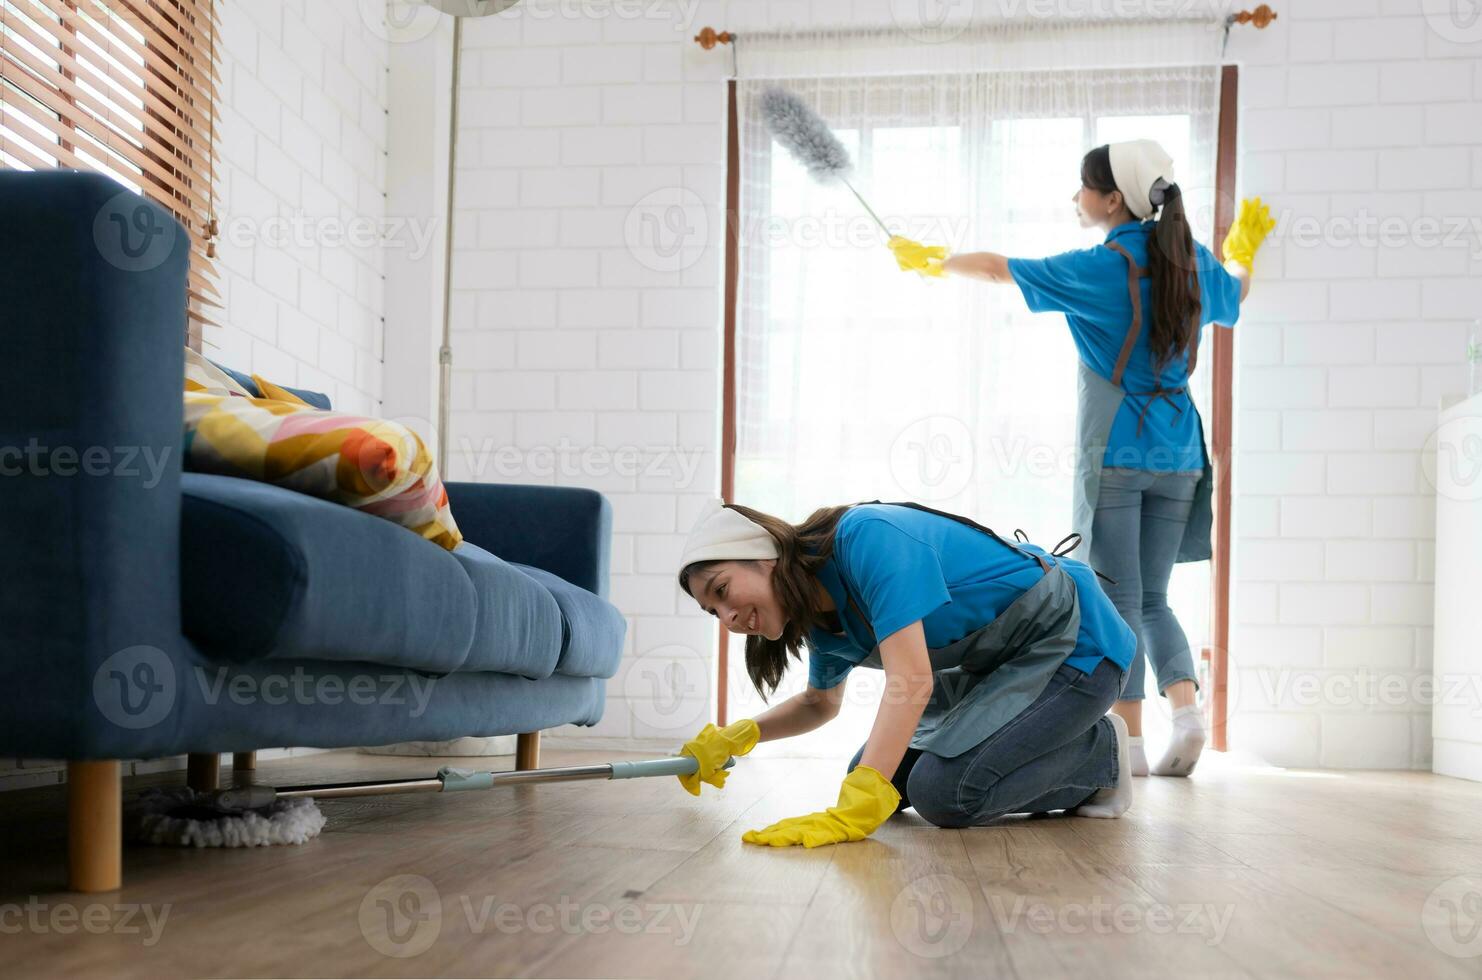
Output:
top-left (833, 501), bottom-right (1056, 651)
top-left (1052, 531), bottom-right (1118, 587)
top-left (879, 501), bottom-right (1052, 574)
top-left (1103, 241), bottom-right (1145, 388)
top-left (1104, 240), bottom-right (1199, 438)
top-left (1124, 385), bottom-right (1189, 438)
top-left (1050, 533), bottom-right (1081, 557)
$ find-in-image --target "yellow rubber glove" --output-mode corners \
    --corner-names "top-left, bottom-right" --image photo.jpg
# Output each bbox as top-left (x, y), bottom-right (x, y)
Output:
top-left (1221, 196), bottom-right (1277, 271)
top-left (742, 764), bottom-right (900, 848)
top-left (676, 718), bottom-right (759, 796)
top-left (887, 235), bottom-right (949, 278)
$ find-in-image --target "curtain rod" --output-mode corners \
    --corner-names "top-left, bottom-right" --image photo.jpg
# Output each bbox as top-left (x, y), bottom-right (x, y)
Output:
top-left (693, 5), bottom-right (1277, 55)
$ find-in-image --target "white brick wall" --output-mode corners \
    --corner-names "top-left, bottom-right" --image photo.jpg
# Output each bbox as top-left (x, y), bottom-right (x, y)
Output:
top-left (1225, 0), bottom-right (1480, 770)
top-left (207, 0), bottom-right (389, 415)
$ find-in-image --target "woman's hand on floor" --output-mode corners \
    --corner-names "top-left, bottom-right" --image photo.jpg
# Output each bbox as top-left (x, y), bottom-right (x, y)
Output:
top-left (676, 718), bottom-right (760, 796)
top-left (742, 764), bottom-right (900, 847)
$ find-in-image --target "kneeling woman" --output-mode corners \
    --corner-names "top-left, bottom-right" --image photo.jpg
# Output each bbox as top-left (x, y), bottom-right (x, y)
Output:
top-left (675, 498), bottom-right (1137, 847)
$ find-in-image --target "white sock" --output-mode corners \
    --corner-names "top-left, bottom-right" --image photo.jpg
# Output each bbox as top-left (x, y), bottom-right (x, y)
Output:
top-left (1076, 712), bottom-right (1132, 819)
top-left (1151, 704), bottom-right (1206, 777)
top-left (1128, 735), bottom-right (1149, 777)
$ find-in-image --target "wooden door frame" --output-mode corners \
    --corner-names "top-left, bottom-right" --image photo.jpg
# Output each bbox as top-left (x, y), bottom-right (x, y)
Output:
top-left (717, 69), bottom-right (1239, 744)
top-left (1207, 64), bottom-right (1239, 751)
top-left (718, 78), bottom-right (739, 726)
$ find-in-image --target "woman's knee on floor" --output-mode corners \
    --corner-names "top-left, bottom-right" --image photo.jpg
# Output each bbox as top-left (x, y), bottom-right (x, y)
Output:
top-left (905, 755), bottom-right (975, 829)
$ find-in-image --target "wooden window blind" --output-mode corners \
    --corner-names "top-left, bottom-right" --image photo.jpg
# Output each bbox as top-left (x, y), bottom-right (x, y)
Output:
top-left (0, 0), bottom-right (219, 345)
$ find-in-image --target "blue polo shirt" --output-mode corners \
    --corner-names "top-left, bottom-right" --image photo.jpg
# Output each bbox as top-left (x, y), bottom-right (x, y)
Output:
top-left (1007, 221), bottom-right (1242, 472)
top-left (805, 504), bottom-right (1135, 691)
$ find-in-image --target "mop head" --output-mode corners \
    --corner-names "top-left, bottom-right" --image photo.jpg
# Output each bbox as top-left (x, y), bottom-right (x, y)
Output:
top-left (125, 787), bottom-right (326, 848)
top-left (760, 86), bottom-right (853, 182)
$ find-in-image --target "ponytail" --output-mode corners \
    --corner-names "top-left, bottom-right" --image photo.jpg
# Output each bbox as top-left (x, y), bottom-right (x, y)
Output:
top-left (1145, 181), bottom-right (1201, 375)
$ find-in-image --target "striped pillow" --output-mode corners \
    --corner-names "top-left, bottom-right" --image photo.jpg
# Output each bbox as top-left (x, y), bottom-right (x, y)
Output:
top-left (182, 390), bottom-right (462, 551)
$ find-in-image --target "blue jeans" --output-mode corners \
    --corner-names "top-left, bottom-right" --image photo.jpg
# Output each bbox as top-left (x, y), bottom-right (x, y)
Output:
top-left (847, 658), bottom-right (1123, 829)
top-left (1090, 466), bottom-right (1201, 703)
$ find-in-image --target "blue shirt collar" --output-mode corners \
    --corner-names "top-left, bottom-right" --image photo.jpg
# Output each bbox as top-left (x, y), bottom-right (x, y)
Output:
top-left (1104, 220), bottom-right (1150, 243)
top-left (807, 557), bottom-right (869, 652)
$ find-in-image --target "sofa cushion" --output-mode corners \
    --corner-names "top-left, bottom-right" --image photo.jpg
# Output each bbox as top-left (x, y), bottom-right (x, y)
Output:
top-left (208, 358), bottom-right (331, 409)
top-left (182, 390), bottom-right (463, 550)
top-left (513, 563), bottom-right (626, 679)
top-left (448, 543), bottom-right (564, 679)
top-left (181, 473), bottom-right (477, 672)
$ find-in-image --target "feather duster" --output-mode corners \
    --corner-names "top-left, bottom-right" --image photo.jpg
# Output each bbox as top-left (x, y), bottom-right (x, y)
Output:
top-left (759, 86), bottom-right (892, 238)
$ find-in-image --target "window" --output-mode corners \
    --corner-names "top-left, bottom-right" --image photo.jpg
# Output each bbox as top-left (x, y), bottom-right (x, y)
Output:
top-left (727, 68), bottom-right (1225, 754)
top-left (1, 0), bottom-right (219, 343)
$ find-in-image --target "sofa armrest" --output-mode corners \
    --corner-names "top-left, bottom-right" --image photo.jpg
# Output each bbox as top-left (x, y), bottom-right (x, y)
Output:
top-left (445, 482), bottom-right (614, 599)
top-left (0, 172), bottom-right (189, 758)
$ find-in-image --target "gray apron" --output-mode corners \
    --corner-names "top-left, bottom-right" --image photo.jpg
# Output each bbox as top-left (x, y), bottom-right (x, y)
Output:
top-left (1069, 241), bottom-right (1214, 565)
top-left (832, 503), bottom-right (1087, 760)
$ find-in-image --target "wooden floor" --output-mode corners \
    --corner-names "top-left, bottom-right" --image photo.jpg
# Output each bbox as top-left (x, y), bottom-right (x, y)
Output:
top-left (2, 747), bottom-right (1481, 979)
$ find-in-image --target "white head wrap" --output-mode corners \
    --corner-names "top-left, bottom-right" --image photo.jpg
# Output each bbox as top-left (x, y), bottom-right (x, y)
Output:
top-left (1107, 139), bottom-right (1175, 220)
top-left (677, 499), bottom-right (779, 580)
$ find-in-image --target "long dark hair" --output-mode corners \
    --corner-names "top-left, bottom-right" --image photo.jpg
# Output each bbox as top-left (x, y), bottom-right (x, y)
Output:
top-left (1081, 144), bottom-right (1201, 375)
top-left (678, 503), bottom-right (851, 701)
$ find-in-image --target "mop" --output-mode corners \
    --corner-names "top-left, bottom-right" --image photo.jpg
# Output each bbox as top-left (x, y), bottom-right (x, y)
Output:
top-left (125, 753), bottom-right (736, 848)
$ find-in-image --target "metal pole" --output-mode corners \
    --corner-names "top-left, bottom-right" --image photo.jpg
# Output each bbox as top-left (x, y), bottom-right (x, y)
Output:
top-left (436, 15), bottom-right (464, 475)
top-left (264, 756), bottom-right (734, 801)
top-left (272, 764), bottom-right (615, 799)
top-left (275, 778), bottom-right (444, 800)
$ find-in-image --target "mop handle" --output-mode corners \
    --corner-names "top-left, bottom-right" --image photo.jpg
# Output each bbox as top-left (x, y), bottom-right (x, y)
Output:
top-left (263, 754), bottom-right (741, 800)
top-left (610, 755), bottom-right (737, 780)
top-left (838, 177), bottom-right (893, 240)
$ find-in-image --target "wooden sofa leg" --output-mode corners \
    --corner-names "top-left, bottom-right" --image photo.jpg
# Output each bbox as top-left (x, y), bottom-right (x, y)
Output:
top-left (516, 732), bottom-right (540, 771)
top-left (231, 752), bottom-right (257, 786)
top-left (186, 752), bottom-right (220, 792)
top-left (68, 761), bottom-right (121, 893)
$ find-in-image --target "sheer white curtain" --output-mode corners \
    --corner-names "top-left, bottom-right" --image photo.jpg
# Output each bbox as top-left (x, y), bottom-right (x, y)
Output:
top-left (727, 18), bottom-right (1226, 753)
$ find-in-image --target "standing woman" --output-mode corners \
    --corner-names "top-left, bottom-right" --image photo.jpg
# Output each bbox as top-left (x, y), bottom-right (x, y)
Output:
top-left (674, 498), bottom-right (1138, 845)
top-left (889, 140), bottom-right (1276, 776)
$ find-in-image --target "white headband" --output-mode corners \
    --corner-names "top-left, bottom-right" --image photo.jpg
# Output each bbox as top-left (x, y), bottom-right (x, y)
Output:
top-left (1107, 139), bottom-right (1175, 220)
top-left (677, 499), bottom-right (778, 579)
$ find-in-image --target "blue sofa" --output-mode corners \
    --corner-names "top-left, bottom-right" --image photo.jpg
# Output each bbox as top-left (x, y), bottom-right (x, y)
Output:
top-left (0, 171), bottom-right (627, 890)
